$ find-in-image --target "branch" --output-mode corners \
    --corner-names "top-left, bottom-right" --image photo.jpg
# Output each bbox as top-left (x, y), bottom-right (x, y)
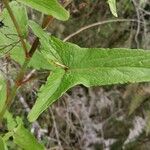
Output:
top-left (63, 19), bottom-right (144, 42)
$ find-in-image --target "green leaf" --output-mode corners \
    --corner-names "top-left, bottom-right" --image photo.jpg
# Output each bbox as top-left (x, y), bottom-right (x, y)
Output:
top-left (4, 111), bottom-right (17, 131)
top-left (0, 1), bottom-right (28, 56)
top-left (28, 21), bottom-right (150, 122)
top-left (6, 21), bottom-right (54, 70)
top-left (0, 136), bottom-right (7, 150)
top-left (17, 0), bottom-right (69, 21)
top-left (10, 45), bottom-right (53, 70)
top-left (13, 124), bottom-right (45, 150)
top-left (0, 74), bottom-right (6, 113)
top-left (29, 50), bottom-right (54, 70)
top-left (0, 1), bottom-right (28, 39)
top-left (108, 0), bottom-right (118, 17)
top-left (28, 68), bottom-right (66, 121)
top-left (28, 20), bottom-right (62, 64)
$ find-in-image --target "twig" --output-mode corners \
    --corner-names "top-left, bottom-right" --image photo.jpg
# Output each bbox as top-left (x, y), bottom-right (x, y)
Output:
top-left (49, 108), bottom-right (63, 150)
top-left (132, 0), bottom-right (141, 48)
top-left (63, 19), bottom-right (145, 42)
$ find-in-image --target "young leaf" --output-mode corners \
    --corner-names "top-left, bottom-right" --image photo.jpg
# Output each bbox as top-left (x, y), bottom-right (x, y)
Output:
top-left (28, 21), bottom-right (150, 122)
top-left (0, 137), bottom-right (8, 150)
top-left (108, 0), bottom-right (118, 17)
top-left (13, 124), bottom-right (45, 150)
top-left (0, 74), bottom-right (6, 113)
top-left (16, 0), bottom-right (69, 21)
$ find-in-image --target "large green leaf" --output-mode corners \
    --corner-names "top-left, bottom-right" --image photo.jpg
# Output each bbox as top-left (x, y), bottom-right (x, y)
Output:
top-left (28, 21), bottom-right (150, 122)
top-left (108, 0), bottom-right (118, 17)
top-left (0, 74), bottom-right (6, 113)
top-left (17, 0), bottom-right (69, 21)
top-left (13, 124), bottom-right (45, 150)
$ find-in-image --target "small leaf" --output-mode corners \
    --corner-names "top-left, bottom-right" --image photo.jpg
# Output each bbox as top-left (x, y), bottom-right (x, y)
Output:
top-left (0, 136), bottom-right (8, 150)
top-left (13, 124), bottom-right (45, 150)
top-left (17, 0), bottom-right (69, 21)
top-left (108, 0), bottom-right (118, 17)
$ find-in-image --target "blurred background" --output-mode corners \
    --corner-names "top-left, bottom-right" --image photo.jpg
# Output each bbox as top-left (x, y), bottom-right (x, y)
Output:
top-left (2, 0), bottom-right (150, 149)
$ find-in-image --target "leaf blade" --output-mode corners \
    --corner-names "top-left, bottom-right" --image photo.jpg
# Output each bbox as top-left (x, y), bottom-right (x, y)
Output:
top-left (108, 0), bottom-right (118, 17)
top-left (13, 124), bottom-right (45, 150)
top-left (28, 68), bottom-right (66, 122)
top-left (17, 0), bottom-right (69, 21)
top-left (28, 22), bottom-right (150, 122)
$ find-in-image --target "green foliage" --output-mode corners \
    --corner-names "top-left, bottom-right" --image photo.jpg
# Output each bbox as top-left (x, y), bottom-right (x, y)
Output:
top-left (0, 0), bottom-right (150, 149)
top-left (0, 1), bottom-right (28, 39)
top-left (10, 44), bottom-right (53, 70)
top-left (3, 113), bottom-right (44, 150)
top-left (28, 67), bottom-right (66, 121)
top-left (28, 20), bottom-right (62, 64)
top-left (16, 0), bottom-right (69, 21)
top-left (0, 1), bottom-right (28, 56)
top-left (27, 21), bottom-right (150, 121)
top-left (0, 2), bottom-right (53, 70)
top-left (4, 111), bottom-right (17, 131)
top-left (0, 136), bottom-right (7, 150)
top-left (108, 0), bottom-right (118, 17)
top-left (13, 124), bottom-right (45, 150)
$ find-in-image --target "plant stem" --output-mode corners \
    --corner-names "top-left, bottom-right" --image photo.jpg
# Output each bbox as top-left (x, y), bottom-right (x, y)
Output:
top-left (3, 0), bottom-right (29, 57)
top-left (0, 57), bottom-right (30, 121)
